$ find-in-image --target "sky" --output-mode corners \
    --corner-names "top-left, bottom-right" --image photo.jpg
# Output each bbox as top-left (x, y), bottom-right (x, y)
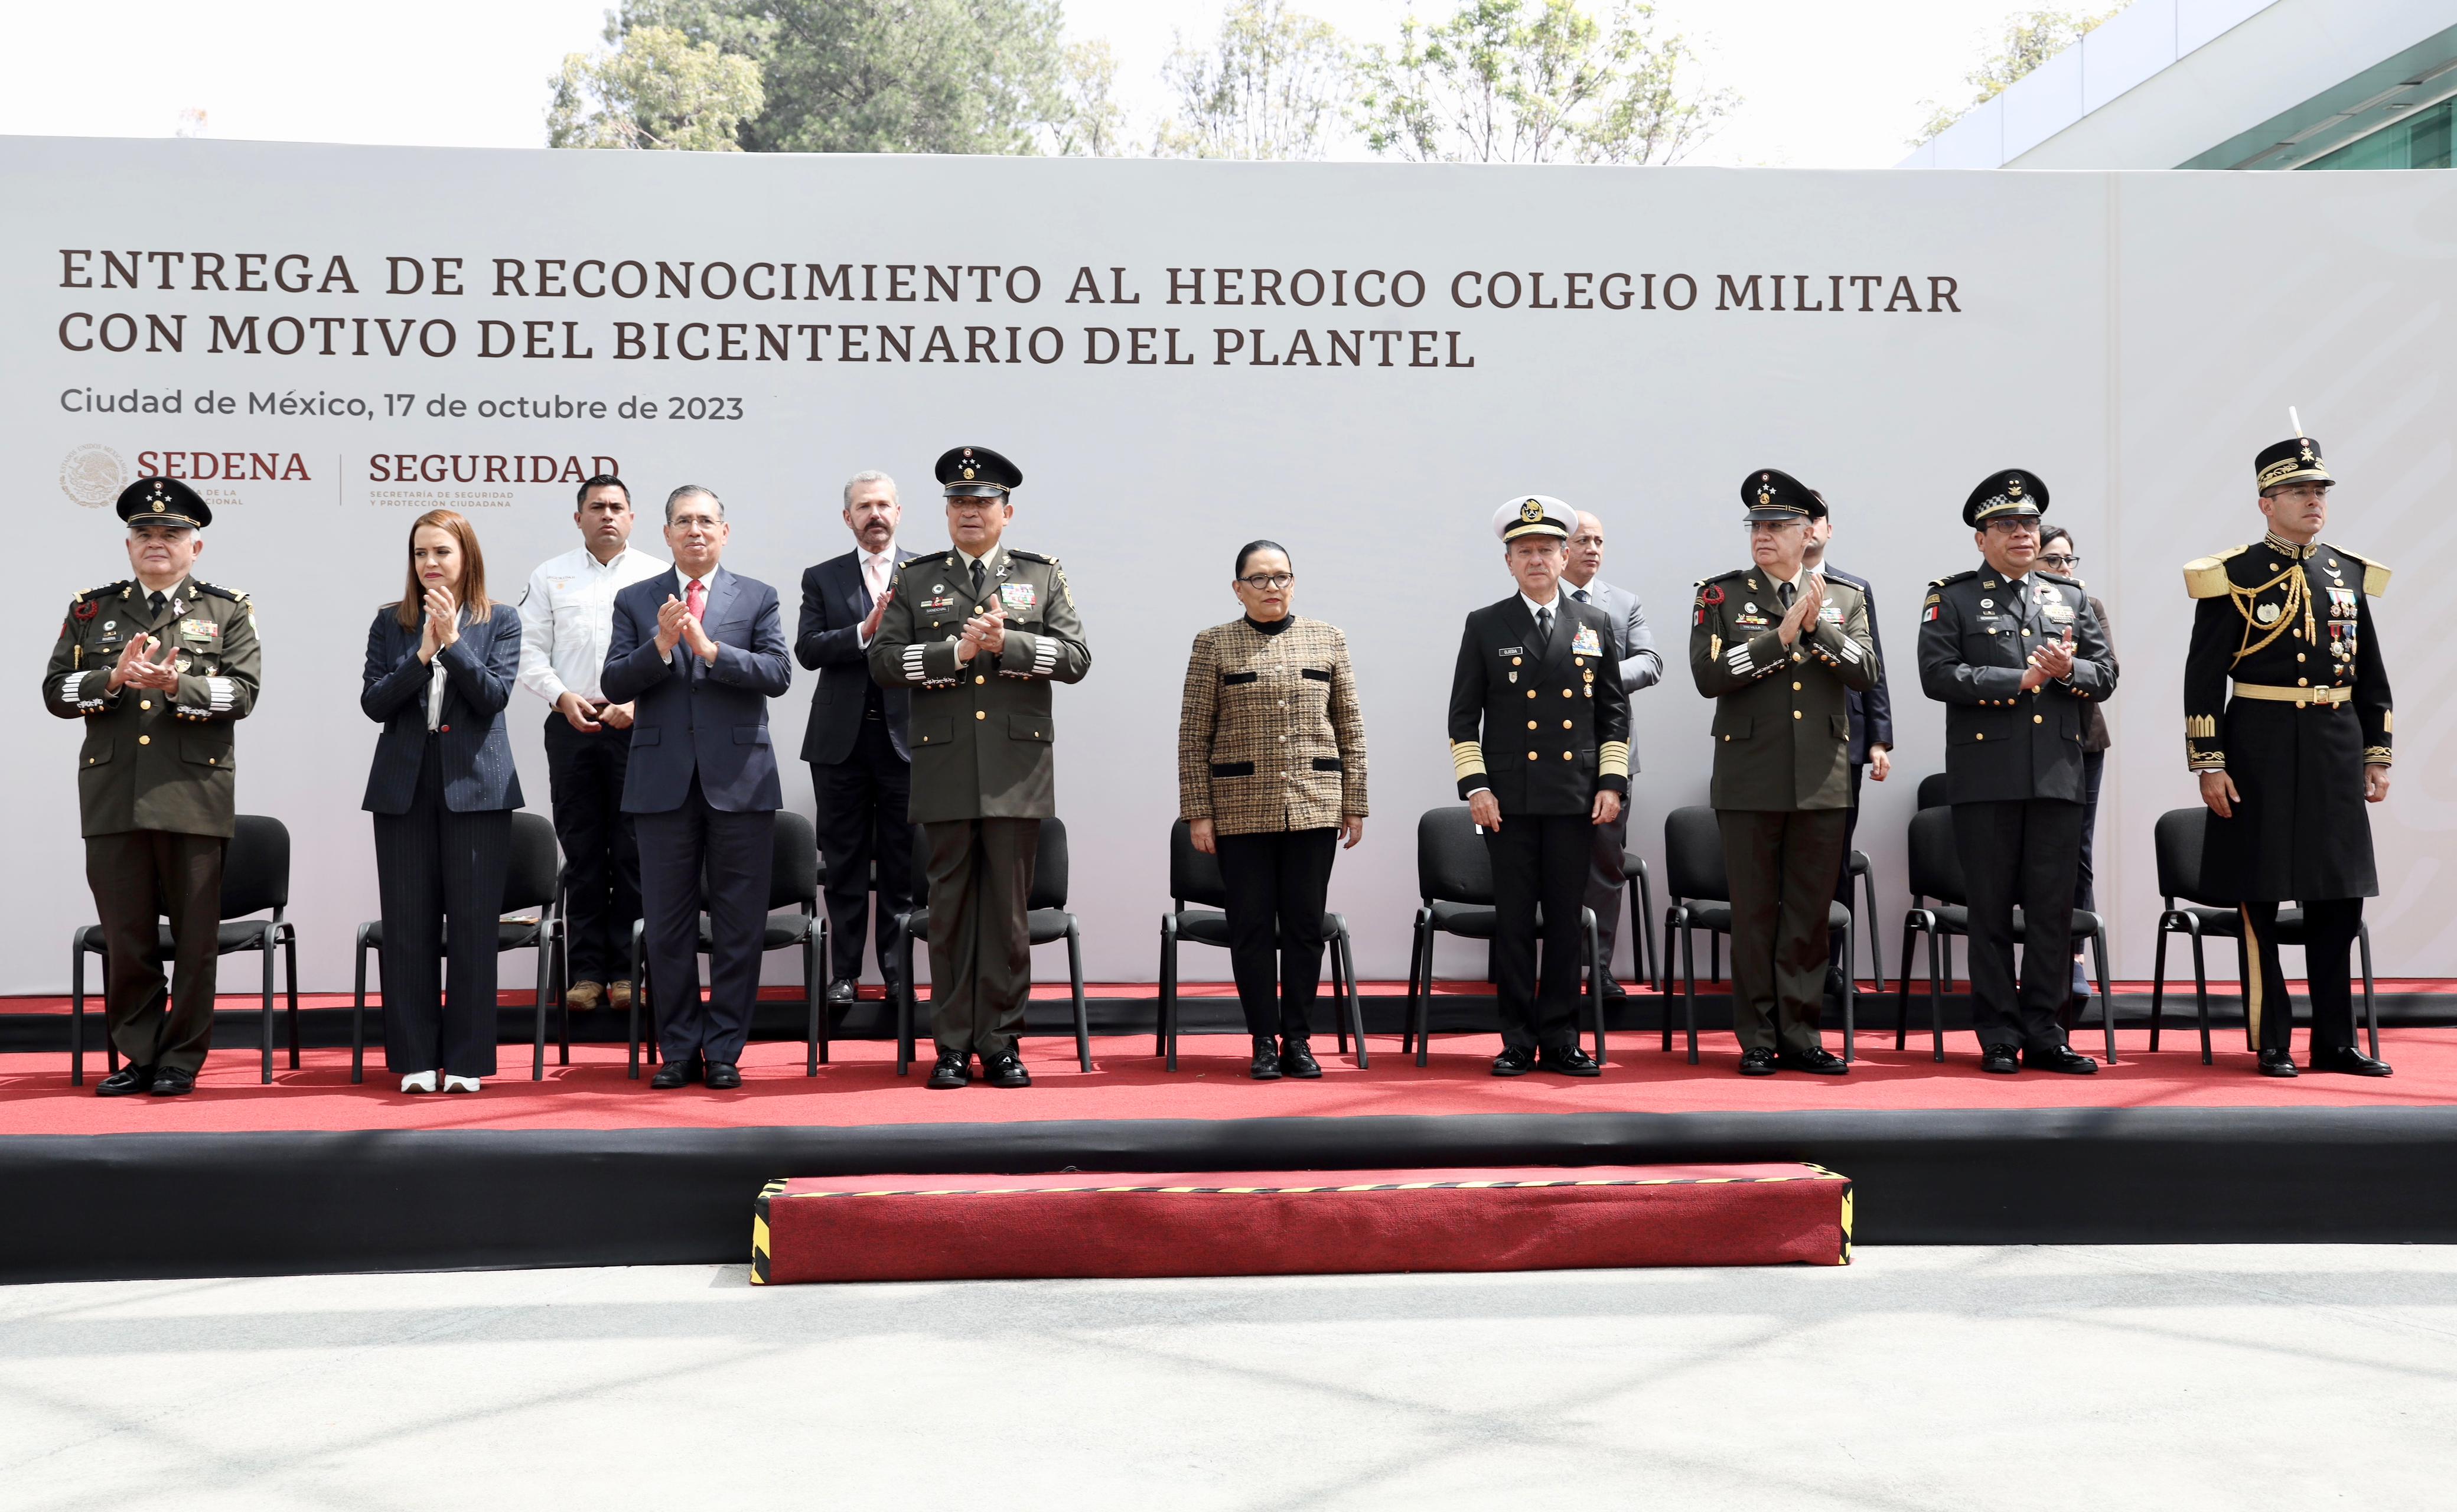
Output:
top-left (0, 0), bottom-right (2064, 168)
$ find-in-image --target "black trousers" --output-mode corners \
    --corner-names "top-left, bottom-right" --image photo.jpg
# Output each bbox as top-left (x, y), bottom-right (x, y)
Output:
top-left (543, 712), bottom-right (638, 983)
top-left (1720, 808), bottom-right (1846, 1056)
top-left (1582, 806), bottom-right (1631, 985)
top-left (923, 817), bottom-right (1039, 1059)
top-left (1952, 797), bottom-right (2083, 1052)
top-left (85, 829), bottom-right (224, 1074)
top-left (372, 736), bottom-right (513, 1078)
top-left (809, 716), bottom-right (915, 986)
top-left (2242, 897), bottom-right (2363, 1055)
top-left (635, 777), bottom-right (774, 1068)
top-left (2074, 749), bottom-right (2106, 913)
top-left (1216, 827), bottom-right (1337, 1040)
top-left (1487, 814), bottom-right (1590, 1053)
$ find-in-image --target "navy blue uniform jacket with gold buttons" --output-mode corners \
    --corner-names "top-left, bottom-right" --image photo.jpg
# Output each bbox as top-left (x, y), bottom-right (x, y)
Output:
top-left (1916, 566), bottom-right (2115, 806)
top-left (1447, 595), bottom-right (1631, 814)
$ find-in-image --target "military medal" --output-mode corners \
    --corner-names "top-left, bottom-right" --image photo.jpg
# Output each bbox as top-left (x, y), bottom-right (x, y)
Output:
top-left (2256, 602), bottom-right (2281, 624)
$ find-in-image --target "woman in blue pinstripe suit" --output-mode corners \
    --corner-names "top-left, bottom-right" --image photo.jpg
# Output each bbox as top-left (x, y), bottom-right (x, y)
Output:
top-left (361, 509), bottom-right (523, 1093)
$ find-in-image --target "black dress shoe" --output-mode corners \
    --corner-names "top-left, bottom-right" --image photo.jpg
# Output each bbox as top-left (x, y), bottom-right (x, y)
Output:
top-left (1777, 1047), bottom-right (1849, 1076)
top-left (2257, 1048), bottom-right (2299, 1078)
top-left (2024, 1044), bottom-right (2099, 1075)
top-left (1278, 1038), bottom-right (1322, 1079)
top-left (1491, 1045), bottom-right (1538, 1077)
top-left (1601, 979), bottom-right (1630, 1002)
top-left (1249, 1036), bottom-right (1283, 1080)
top-left (1738, 1047), bottom-right (1778, 1077)
top-left (983, 1050), bottom-right (1031, 1089)
top-left (925, 1051), bottom-right (972, 1089)
top-left (150, 1066), bottom-right (196, 1097)
top-left (703, 1062), bottom-right (742, 1090)
top-left (1980, 1044), bottom-right (2021, 1074)
top-left (650, 1057), bottom-right (702, 1089)
top-left (2309, 1047), bottom-right (2392, 1077)
top-left (823, 979), bottom-right (856, 1009)
top-left (95, 1064), bottom-right (156, 1097)
top-left (1539, 1043), bottom-right (1602, 1078)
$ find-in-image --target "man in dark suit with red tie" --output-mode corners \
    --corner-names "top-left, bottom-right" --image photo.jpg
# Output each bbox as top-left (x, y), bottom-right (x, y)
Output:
top-left (602, 484), bottom-right (794, 1089)
top-left (797, 470), bottom-right (919, 1015)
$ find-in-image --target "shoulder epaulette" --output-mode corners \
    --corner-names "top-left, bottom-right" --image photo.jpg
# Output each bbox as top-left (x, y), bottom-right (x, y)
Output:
top-left (2335, 546), bottom-right (2390, 598)
top-left (1928, 569), bottom-right (1977, 590)
top-left (1005, 548), bottom-right (1054, 565)
top-left (192, 580), bottom-right (247, 603)
top-left (2035, 570), bottom-right (2081, 589)
top-left (73, 579), bottom-right (132, 604)
top-left (2183, 545), bottom-right (2248, 599)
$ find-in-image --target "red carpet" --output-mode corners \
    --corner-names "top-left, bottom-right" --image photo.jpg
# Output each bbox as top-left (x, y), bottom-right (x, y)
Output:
top-left (752, 1162), bottom-right (1851, 1282)
top-left (4, 1028), bottom-right (2451, 1138)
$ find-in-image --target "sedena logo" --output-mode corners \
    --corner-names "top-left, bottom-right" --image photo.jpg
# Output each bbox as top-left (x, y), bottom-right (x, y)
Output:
top-left (60, 444), bottom-right (126, 508)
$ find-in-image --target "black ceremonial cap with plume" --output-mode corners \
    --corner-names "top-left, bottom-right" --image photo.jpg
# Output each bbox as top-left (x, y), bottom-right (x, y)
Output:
top-left (1739, 468), bottom-right (1824, 523)
top-left (116, 475), bottom-right (211, 530)
top-left (936, 445), bottom-right (1022, 497)
top-left (2254, 433), bottom-right (2332, 492)
top-left (1961, 468), bottom-right (2048, 528)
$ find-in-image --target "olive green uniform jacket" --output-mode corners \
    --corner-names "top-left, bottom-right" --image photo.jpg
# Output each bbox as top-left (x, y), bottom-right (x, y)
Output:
top-left (1689, 568), bottom-right (1878, 812)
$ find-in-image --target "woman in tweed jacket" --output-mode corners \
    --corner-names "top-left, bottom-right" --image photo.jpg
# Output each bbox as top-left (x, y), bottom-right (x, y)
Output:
top-left (1177, 540), bottom-right (1368, 1080)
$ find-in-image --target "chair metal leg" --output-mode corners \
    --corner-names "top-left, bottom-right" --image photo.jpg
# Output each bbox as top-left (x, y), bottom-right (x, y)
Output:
top-left (1328, 923), bottom-right (1350, 1055)
top-left (260, 934), bottom-right (276, 1084)
top-left (1412, 917), bottom-right (1435, 1068)
top-left (1680, 917), bottom-right (1700, 1065)
top-left (1709, 930), bottom-right (1720, 989)
top-left (1067, 923), bottom-right (1090, 1073)
top-left (555, 919), bottom-right (571, 1067)
top-left (627, 924), bottom-right (644, 1080)
top-left (804, 932), bottom-right (821, 1078)
top-left (2191, 928), bottom-right (2212, 1065)
top-left (2237, 934), bottom-right (2254, 1054)
top-left (70, 937), bottom-right (88, 1087)
top-left (351, 932), bottom-right (370, 1084)
top-left (1840, 921), bottom-right (1855, 1064)
top-left (1159, 918), bottom-right (1178, 1070)
top-left (2358, 923), bottom-right (2379, 1061)
top-left (2149, 917), bottom-right (2171, 1052)
top-left (1341, 929), bottom-right (1368, 1069)
top-left (1859, 865), bottom-right (1886, 993)
top-left (896, 933), bottom-right (917, 1076)
top-left (1585, 912), bottom-right (1607, 1065)
top-left (2093, 924), bottom-right (2115, 1064)
top-left (532, 931), bottom-right (550, 1082)
top-left (1661, 910), bottom-right (1682, 1053)
top-left (282, 930), bottom-right (300, 1072)
top-left (1894, 913), bottom-right (1921, 1051)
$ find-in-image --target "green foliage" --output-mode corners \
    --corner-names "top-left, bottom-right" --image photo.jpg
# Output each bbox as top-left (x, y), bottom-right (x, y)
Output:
top-left (1054, 39), bottom-right (1133, 157)
top-left (548, 24), bottom-right (765, 150)
top-left (1354, 0), bottom-right (1732, 165)
top-left (1155, 0), bottom-right (1352, 161)
top-left (1911, 6), bottom-right (2119, 147)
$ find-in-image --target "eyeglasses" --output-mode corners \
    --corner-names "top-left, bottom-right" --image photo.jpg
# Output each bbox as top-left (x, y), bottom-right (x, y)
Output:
top-left (668, 514), bottom-right (722, 531)
top-left (1238, 573), bottom-right (1295, 590)
top-left (2037, 553), bottom-right (2079, 570)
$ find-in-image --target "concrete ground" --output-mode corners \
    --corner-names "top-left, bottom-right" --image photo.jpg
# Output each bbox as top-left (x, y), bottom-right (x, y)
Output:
top-left (2, 1247), bottom-right (2452, 1511)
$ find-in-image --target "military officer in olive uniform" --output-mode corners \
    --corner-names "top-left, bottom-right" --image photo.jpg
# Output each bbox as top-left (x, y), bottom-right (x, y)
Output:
top-left (2185, 427), bottom-right (2394, 1078)
top-left (1918, 470), bottom-right (2114, 1075)
top-left (42, 477), bottom-right (261, 1096)
top-left (1446, 494), bottom-right (1629, 1077)
top-left (869, 445), bottom-right (1090, 1089)
top-left (1690, 470), bottom-right (1877, 1076)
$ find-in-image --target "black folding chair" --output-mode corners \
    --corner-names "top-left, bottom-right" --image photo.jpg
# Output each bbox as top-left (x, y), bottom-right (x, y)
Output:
top-left (892, 817), bottom-right (1089, 1075)
top-left (1616, 846), bottom-right (1660, 994)
top-left (349, 811), bottom-right (567, 1083)
top-left (70, 814), bottom-right (296, 1086)
top-left (626, 810), bottom-right (827, 1078)
top-left (1154, 818), bottom-right (1365, 1070)
top-left (1661, 804), bottom-right (1856, 1065)
top-left (1894, 804), bottom-right (2114, 1063)
top-left (1401, 806), bottom-right (1605, 1068)
top-left (2149, 806), bottom-right (2379, 1064)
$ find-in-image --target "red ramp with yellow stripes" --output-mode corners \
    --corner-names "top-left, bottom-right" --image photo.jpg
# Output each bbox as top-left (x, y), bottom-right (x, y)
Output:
top-left (752, 1164), bottom-right (1850, 1283)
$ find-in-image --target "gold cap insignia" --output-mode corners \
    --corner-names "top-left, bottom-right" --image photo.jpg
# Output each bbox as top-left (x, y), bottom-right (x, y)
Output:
top-left (1757, 488), bottom-right (1774, 507)
top-left (962, 467), bottom-right (976, 480)
top-left (1519, 498), bottom-right (1543, 523)
top-left (152, 500), bottom-right (165, 512)
top-left (2005, 476), bottom-right (2022, 497)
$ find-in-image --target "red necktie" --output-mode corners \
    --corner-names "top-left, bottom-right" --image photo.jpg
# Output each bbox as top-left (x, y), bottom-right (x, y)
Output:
top-left (686, 578), bottom-right (706, 621)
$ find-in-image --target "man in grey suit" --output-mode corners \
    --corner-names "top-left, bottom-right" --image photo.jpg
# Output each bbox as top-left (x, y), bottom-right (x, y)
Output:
top-left (1563, 510), bottom-right (1664, 999)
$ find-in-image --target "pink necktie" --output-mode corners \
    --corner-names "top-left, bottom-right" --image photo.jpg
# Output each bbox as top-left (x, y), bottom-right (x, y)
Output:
top-left (686, 578), bottom-right (706, 621)
top-left (865, 556), bottom-right (886, 604)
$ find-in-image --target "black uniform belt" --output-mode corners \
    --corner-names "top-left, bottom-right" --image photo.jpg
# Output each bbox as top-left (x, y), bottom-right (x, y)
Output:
top-left (2231, 682), bottom-right (2350, 707)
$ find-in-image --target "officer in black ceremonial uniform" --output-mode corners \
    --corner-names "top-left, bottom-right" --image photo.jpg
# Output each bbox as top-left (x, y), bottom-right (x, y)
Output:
top-left (1447, 494), bottom-right (1630, 1078)
top-left (2184, 427), bottom-right (2393, 1077)
top-left (41, 478), bottom-right (261, 1096)
top-left (1917, 470), bottom-right (2113, 1074)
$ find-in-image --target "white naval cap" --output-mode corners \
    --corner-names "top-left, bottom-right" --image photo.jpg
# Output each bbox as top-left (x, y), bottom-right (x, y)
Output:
top-left (1491, 494), bottom-right (1576, 543)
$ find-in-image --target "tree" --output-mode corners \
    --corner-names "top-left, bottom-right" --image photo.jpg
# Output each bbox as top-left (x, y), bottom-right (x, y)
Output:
top-left (1052, 39), bottom-right (1133, 157)
top-left (1155, 0), bottom-right (1351, 161)
top-left (1911, 6), bottom-right (2118, 146)
top-left (548, 24), bottom-right (765, 150)
top-left (1355, 0), bottom-right (1733, 165)
top-left (567, 1), bottom-right (1068, 156)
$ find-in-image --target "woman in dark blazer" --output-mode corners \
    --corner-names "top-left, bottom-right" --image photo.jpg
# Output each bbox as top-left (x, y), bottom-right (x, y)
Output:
top-left (1177, 540), bottom-right (1368, 1081)
top-left (361, 509), bottom-right (523, 1093)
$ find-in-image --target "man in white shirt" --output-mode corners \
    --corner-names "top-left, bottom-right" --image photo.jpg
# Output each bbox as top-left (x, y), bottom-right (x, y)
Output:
top-left (517, 474), bottom-right (669, 1012)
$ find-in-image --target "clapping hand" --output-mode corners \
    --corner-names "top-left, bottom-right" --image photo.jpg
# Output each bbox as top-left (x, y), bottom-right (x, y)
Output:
top-left (655, 595), bottom-right (692, 656)
top-left (112, 634), bottom-right (179, 692)
top-left (419, 587), bottom-right (460, 662)
top-left (861, 585), bottom-right (893, 642)
top-left (957, 604), bottom-right (1006, 663)
top-left (682, 605), bottom-right (718, 663)
top-left (1777, 573), bottom-right (1823, 647)
top-left (2026, 625), bottom-right (2075, 687)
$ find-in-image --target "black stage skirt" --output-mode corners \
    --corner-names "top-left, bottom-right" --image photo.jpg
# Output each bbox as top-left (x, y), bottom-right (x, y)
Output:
top-left (2198, 698), bottom-right (2377, 904)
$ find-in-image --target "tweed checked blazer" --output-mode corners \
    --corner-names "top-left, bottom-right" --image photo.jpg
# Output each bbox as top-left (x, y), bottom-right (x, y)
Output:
top-left (1177, 617), bottom-right (1368, 836)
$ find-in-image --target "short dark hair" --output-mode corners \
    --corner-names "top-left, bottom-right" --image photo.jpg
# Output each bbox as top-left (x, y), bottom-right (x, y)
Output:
top-left (1234, 539), bottom-right (1291, 577)
top-left (577, 474), bottom-right (629, 509)
top-left (2040, 525), bottom-right (2078, 554)
top-left (665, 485), bottom-right (722, 524)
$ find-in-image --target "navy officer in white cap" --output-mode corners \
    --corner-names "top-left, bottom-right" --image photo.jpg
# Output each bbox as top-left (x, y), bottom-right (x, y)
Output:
top-left (1442, 494), bottom-right (1631, 1077)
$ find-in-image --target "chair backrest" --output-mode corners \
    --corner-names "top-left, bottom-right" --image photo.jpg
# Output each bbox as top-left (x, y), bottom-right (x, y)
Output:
top-left (2153, 806), bottom-right (2210, 905)
top-left (1168, 818), bottom-right (1229, 909)
top-left (771, 810), bottom-right (819, 911)
top-left (1906, 806), bottom-right (1965, 906)
top-left (504, 812), bottom-right (560, 914)
top-left (1416, 806), bottom-right (1494, 905)
top-left (913, 817), bottom-right (1070, 911)
top-left (220, 814), bottom-right (289, 919)
top-left (1916, 772), bottom-right (1950, 810)
top-left (1662, 805), bottom-right (1728, 903)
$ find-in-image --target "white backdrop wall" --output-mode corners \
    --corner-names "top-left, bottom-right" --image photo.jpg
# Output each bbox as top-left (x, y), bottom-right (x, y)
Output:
top-left (6, 138), bottom-right (2451, 994)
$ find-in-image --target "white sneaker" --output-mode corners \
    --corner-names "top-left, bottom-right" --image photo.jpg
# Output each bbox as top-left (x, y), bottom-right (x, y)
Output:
top-left (400, 1071), bottom-right (438, 1094)
top-left (442, 1074), bottom-right (482, 1094)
